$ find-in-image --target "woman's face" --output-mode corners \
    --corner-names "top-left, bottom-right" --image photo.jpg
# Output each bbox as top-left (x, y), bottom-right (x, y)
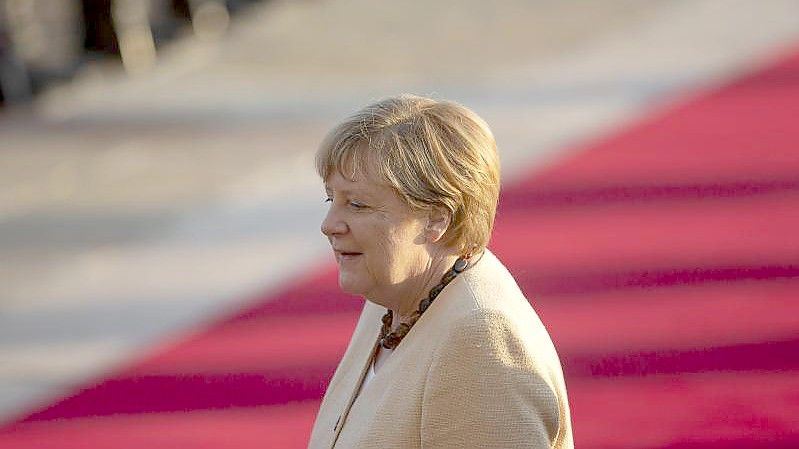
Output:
top-left (321, 169), bottom-right (431, 304)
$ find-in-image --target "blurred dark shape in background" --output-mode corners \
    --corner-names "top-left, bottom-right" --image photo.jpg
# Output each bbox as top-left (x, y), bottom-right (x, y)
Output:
top-left (0, 0), bottom-right (261, 107)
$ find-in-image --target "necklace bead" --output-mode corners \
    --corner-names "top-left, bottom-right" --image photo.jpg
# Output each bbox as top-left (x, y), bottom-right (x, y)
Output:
top-left (427, 284), bottom-right (445, 303)
top-left (418, 297), bottom-right (433, 312)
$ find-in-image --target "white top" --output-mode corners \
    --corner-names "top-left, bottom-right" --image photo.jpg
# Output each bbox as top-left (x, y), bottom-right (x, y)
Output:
top-left (358, 344), bottom-right (392, 394)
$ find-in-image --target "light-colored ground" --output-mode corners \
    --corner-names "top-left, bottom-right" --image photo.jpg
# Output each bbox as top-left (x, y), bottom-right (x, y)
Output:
top-left (1, 0), bottom-right (798, 423)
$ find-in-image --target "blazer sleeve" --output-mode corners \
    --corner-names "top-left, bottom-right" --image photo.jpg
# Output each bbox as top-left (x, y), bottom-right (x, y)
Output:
top-left (420, 308), bottom-right (562, 449)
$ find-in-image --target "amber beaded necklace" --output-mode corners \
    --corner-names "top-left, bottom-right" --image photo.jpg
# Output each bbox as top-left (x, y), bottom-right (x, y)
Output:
top-left (379, 256), bottom-right (469, 349)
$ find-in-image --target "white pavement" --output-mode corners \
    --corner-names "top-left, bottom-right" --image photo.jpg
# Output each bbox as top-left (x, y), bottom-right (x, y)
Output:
top-left (1, 0), bottom-right (798, 423)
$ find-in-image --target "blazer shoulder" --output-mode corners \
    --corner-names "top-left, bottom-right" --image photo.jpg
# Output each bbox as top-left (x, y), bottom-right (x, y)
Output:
top-left (446, 249), bottom-right (533, 318)
top-left (432, 250), bottom-right (568, 391)
top-left (421, 307), bottom-right (564, 448)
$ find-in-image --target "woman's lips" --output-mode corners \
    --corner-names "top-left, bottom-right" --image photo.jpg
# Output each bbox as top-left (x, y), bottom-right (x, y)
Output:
top-left (335, 250), bottom-right (363, 262)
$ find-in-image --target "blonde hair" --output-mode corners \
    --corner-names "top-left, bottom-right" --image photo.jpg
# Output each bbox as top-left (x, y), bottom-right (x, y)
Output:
top-left (316, 94), bottom-right (501, 255)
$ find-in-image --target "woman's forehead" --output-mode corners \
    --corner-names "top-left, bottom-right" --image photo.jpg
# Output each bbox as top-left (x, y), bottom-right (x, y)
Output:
top-left (324, 170), bottom-right (388, 195)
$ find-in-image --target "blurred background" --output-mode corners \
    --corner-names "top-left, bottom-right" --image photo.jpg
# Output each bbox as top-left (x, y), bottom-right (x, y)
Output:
top-left (1, 0), bottom-right (798, 447)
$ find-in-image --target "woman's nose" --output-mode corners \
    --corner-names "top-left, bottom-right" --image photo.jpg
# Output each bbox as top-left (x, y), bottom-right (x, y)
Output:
top-left (321, 207), bottom-right (347, 236)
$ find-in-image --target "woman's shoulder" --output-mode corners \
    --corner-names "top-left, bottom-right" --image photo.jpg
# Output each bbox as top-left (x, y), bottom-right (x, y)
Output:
top-left (441, 249), bottom-right (535, 322)
top-left (422, 258), bottom-right (571, 448)
top-left (432, 249), bottom-right (564, 373)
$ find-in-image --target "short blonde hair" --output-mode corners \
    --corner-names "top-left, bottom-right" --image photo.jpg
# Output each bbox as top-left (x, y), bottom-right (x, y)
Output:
top-left (316, 94), bottom-right (500, 255)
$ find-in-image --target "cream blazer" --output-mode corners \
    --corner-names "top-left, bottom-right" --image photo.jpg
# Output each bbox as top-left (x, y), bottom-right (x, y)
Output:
top-left (308, 250), bottom-right (573, 449)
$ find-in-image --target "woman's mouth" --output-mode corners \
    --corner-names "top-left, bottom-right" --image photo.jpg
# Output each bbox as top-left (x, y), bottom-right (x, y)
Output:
top-left (336, 250), bottom-right (363, 261)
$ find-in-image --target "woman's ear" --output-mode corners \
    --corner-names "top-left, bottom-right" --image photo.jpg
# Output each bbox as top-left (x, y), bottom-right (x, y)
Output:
top-left (425, 207), bottom-right (451, 243)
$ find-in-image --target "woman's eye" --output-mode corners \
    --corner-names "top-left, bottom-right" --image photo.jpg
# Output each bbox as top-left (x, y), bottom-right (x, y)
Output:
top-left (323, 197), bottom-right (333, 203)
top-left (349, 201), bottom-right (367, 209)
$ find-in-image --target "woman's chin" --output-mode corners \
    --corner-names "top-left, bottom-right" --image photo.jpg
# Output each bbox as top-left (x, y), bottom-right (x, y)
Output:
top-left (337, 275), bottom-right (367, 297)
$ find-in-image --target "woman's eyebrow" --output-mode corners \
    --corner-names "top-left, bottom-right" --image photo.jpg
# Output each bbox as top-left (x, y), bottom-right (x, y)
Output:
top-left (324, 185), bottom-right (373, 198)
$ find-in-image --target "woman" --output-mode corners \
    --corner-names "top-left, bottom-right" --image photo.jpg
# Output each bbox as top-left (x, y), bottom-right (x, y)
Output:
top-left (308, 95), bottom-right (573, 449)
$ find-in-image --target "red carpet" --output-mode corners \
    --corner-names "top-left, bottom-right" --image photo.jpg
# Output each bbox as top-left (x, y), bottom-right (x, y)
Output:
top-left (2, 46), bottom-right (798, 448)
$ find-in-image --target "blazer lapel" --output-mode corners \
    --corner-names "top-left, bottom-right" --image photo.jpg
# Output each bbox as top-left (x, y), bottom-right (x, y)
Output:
top-left (330, 338), bottom-right (378, 447)
top-left (324, 302), bottom-right (383, 448)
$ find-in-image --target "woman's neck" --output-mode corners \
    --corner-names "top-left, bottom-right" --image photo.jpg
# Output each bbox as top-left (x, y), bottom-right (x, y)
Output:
top-left (391, 252), bottom-right (460, 325)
